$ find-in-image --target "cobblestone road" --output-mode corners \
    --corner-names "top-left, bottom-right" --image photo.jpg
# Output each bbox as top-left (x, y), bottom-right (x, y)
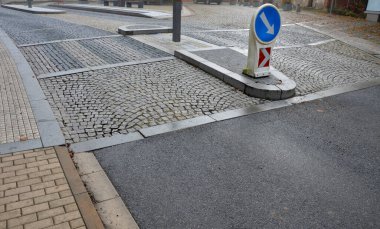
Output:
top-left (272, 40), bottom-right (380, 95)
top-left (21, 36), bottom-right (170, 76)
top-left (185, 24), bottom-right (331, 49)
top-left (39, 59), bottom-right (264, 143)
top-left (0, 41), bottom-right (39, 144)
top-left (0, 8), bottom-right (112, 45)
top-left (1, 5), bottom-right (379, 145)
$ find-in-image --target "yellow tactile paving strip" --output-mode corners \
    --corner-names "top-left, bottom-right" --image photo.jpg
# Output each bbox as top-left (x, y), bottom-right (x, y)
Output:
top-left (0, 42), bottom-right (39, 144)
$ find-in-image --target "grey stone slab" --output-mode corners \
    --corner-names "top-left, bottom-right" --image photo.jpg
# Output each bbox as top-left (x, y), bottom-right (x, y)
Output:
top-left (118, 25), bottom-right (173, 35)
top-left (316, 79), bottom-right (380, 99)
top-left (1, 5), bottom-right (66, 14)
top-left (0, 139), bottom-right (43, 155)
top-left (88, 56), bottom-right (175, 71)
top-left (139, 116), bottom-right (215, 137)
top-left (18, 35), bottom-right (122, 47)
top-left (286, 93), bottom-right (323, 104)
top-left (38, 68), bottom-right (91, 79)
top-left (210, 100), bottom-right (291, 121)
top-left (52, 4), bottom-right (171, 19)
top-left (69, 132), bottom-right (144, 153)
top-left (38, 121), bottom-right (66, 147)
top-left (30, 100), bottom-right (57, 122)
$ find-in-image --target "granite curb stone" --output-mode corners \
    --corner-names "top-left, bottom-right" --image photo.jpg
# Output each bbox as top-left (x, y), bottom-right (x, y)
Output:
top-left (174, 48), bottom-right (296, 100)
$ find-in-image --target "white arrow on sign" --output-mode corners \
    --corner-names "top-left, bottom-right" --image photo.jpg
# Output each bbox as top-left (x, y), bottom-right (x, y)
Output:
top-left (259, 12), bottom-right (274, 35)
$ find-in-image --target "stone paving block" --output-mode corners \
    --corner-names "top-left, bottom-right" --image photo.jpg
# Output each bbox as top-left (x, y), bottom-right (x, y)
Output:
top-left (21, 36), bottom-right (170, 76)
top-left (0, 40), bottom-right (40, 145)
top-left (0, 148), bottom-right (89, 229)
top-left (24, 218), bottom-right (54, 229)
top-left (40, 59), bottom-right (264, 143)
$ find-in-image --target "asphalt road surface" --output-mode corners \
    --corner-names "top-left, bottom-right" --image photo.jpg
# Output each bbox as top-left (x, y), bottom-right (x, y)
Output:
top-left (95, 86), bottom-right (380, 229)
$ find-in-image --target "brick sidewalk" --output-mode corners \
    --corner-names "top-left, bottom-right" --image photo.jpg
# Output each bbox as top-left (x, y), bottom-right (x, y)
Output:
top-left (0, 148), bottom-right (86, 229)
top-left (0, 41), bottom-right (39, 144)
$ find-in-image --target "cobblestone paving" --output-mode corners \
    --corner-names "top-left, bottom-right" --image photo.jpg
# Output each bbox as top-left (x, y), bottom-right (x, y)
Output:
top-left (272, 41), bottom-right (380, 95)
top-left (0, 148), bottom-right (86, 229)
top-left (21, 36), bottom-right (170, 76)
top-left (0, 8), bottom-right (112, 45)
top-left (39, 59), bottom-right (265, 143)
top-left (0, 42), bottom-right (39, 144)
top-left (185, 25), bottom-right (331, 49)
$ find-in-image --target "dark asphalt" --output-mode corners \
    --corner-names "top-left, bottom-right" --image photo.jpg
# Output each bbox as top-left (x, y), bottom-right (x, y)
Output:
top-left (95, 86), bottom-right (380, 229)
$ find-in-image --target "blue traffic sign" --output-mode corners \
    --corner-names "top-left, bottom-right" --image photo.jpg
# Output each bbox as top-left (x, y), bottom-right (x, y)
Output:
top-left (254, 4), bottom-right (281, 44)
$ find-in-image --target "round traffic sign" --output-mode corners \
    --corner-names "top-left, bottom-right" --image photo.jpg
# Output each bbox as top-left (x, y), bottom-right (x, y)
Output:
top-left (254, 4), bottom-right (281, 44)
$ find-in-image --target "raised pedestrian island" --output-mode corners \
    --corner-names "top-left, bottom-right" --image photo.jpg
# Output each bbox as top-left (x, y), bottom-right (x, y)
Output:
top-left (118, 25), bottom-right (172, 35)
top-left (51, 3), bottom-right (171, 19)
top-left (1, 4), bottom-right (66, 14)
top-left (175, 47), bottom-right (296, 100)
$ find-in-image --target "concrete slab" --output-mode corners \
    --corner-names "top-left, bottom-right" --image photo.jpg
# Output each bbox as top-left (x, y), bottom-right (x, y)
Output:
top-left (130, 34), bottom-right (218, 55)
top-left (96, 197), bottom-right (139, 229)
top-left (175, 48), bottom-right (296, 100)
top-left (0, 139), bottom-right (43, 155)
top-left (139, 116), bottom-right (215, 137)
top-left (1, 4), bottom-right (66, 14)
top-left (73, 153), bottom-right (104, 176)
top-left (81, 171), bottom-right (119, 203)
top-left (51, 4), bottom-right (171, 19)
top-left (69, 132), bottom-right (144, 153)
top-left (118, 25), bottom-right (172, 35)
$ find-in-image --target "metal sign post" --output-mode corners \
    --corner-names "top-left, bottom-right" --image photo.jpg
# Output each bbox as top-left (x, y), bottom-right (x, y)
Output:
top-left (243, 4), bottom-right (281, 78)
top-left (27, 0), bottom-right (33, 8)
top-left (172, 0), bottom-right (182, 42)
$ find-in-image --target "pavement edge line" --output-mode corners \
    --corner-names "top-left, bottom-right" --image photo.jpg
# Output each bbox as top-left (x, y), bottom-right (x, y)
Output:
top-left (69, 132), bottom-right (144, 153)
top-left (55, 146), bottom-right (105, 229)
top-left (18, 34), bottom-right (122, 47)
top-left (38, 56), bottom-right (175, 79)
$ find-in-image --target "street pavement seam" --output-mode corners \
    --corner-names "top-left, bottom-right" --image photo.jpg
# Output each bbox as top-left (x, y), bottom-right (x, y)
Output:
top-left (66, 78), bottom-right (380, 153)
top-left (0, 28), bottom-right (65, 151)
top-left (18, 34), bottom-right (122, 48)
top-left (296, 22), bottom-right (380, 55)
top-left (37, 56), bottom-right (175, 79)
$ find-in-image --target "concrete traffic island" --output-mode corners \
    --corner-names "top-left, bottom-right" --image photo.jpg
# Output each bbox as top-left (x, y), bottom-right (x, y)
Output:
top-left (1, 4), bottom-right (66, 14)
top-left (175, 47), bottom-right (296, 100)
top-left (51, 4), bottom-right (171, 19)
top-left (118, 24), bottom-right (172, 35)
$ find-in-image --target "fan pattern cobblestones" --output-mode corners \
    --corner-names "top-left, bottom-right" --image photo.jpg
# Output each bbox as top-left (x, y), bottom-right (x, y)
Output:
top-left (0, 148), bottom-right (86, 229)
top-left (20, 36), bottom-right (170, 76)
top-left (39, 60), bottom-right (266, 143)
top-left (0, 41), bottom-right (39, 144)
